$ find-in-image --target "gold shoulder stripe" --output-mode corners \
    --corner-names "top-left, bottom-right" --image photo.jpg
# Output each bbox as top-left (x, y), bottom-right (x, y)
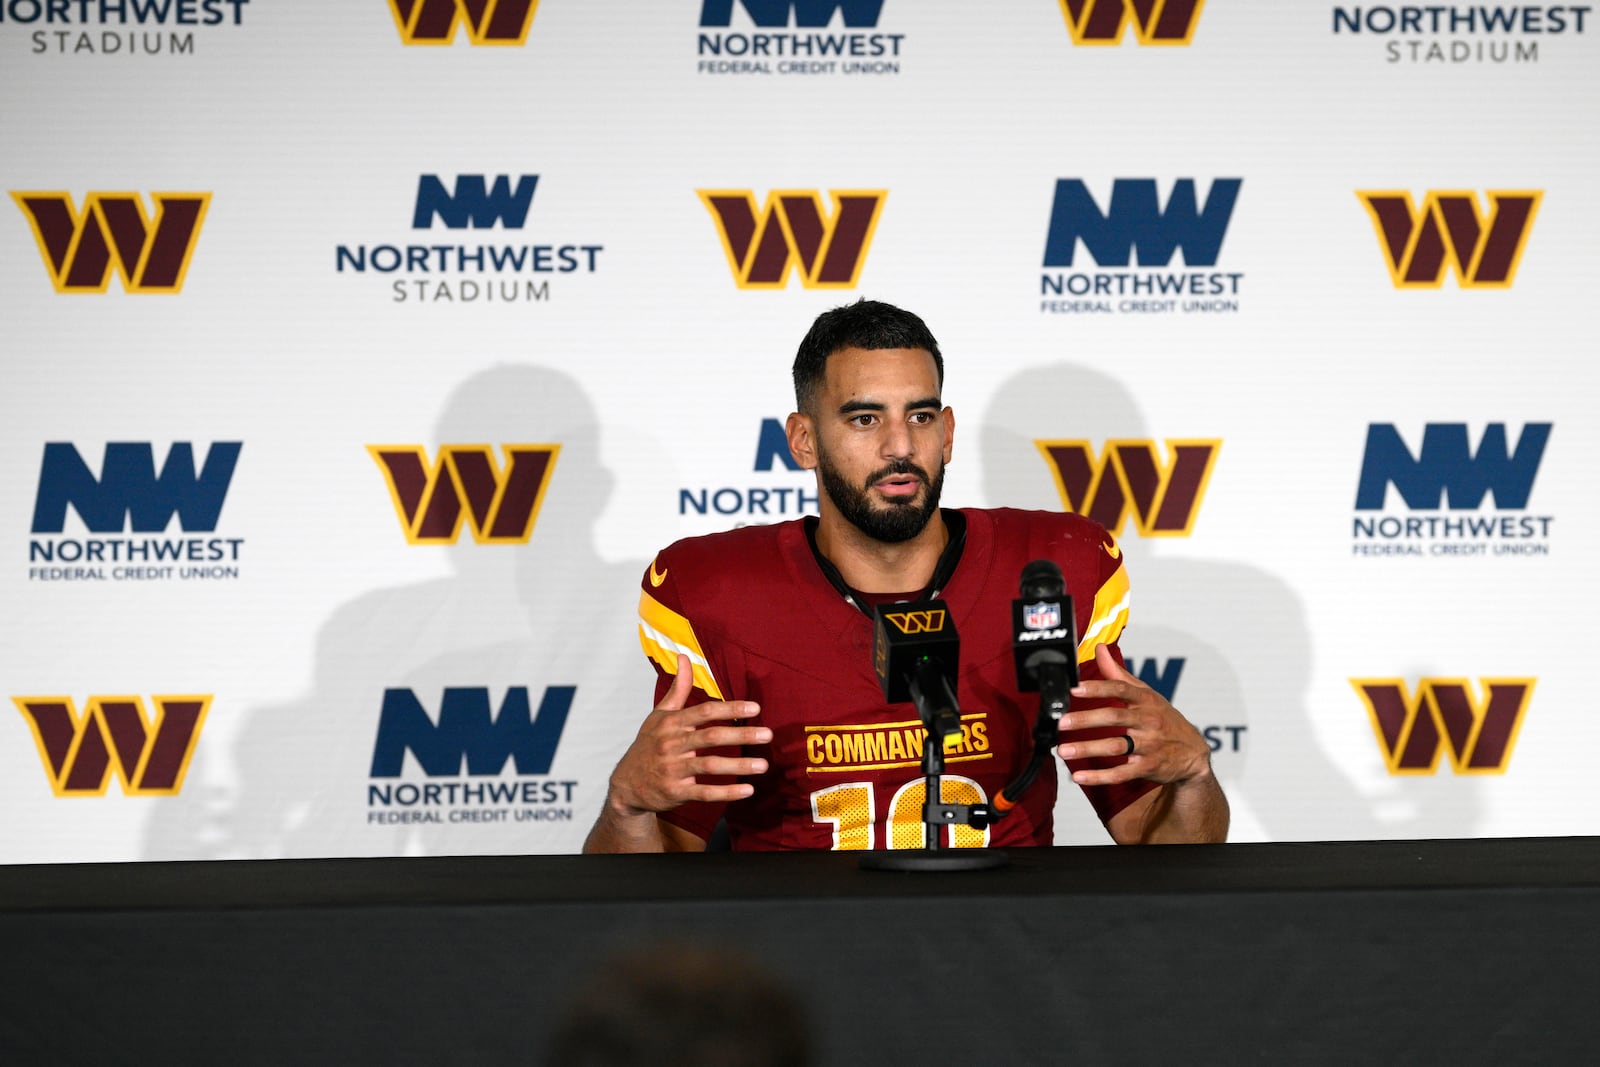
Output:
top-left (637, 590), bottom-right (725, 700)
top-left (1077, 560), bottom-right (1130, 664)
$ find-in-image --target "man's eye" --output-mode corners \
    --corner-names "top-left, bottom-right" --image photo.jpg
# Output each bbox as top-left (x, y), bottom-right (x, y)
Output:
top-left (849, 414), bottom-right (877, 427)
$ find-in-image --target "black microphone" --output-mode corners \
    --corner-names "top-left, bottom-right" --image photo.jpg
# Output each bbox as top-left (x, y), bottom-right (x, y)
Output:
top-left (992, 560), bottom-right (1080, 818)
top-left (873, 600), bottom-right (962, 743)
top-left (1011, 559), bottom-right (1077, 719)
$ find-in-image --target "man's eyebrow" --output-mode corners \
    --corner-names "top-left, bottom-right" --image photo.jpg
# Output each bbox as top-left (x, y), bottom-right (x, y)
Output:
top-left (836, 396), bottom-right (942, 416)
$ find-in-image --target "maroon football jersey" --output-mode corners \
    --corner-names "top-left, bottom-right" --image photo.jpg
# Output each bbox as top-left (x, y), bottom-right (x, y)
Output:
top-left (636, 507), bottom-right (1151, 851)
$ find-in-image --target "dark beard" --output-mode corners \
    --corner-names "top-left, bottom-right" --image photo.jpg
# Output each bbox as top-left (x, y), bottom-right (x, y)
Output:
top-left (817, 452), bottom-right (945, 544)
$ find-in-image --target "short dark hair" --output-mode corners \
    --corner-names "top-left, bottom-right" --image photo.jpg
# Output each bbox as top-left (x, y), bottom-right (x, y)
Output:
top-left (792, 299), bottom-right (943, 413)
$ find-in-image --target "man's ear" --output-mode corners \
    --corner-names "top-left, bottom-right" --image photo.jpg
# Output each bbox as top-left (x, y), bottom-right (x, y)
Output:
top-left (942, 406), bottom-right (955, 465)
top-left (785, 412), bottom-right (817, 470)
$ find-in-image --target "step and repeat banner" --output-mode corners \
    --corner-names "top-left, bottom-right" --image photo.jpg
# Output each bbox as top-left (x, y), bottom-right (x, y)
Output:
top-left (2, 1), bottom-right (1595, 863)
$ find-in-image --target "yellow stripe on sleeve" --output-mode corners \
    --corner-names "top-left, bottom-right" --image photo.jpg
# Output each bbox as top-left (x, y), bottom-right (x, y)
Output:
top-left (637, 590), bottom-right (725, 700)
top-left (1077, 561), bottom-right (1130, 664)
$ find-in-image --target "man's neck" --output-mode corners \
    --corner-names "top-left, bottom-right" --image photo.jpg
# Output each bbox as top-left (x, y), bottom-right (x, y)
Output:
top-left (814, 507), bottom-right (949, 594)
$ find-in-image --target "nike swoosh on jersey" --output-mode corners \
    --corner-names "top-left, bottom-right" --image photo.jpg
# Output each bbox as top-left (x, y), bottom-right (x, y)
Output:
top-left (649, 560), bottom-right (668, 586)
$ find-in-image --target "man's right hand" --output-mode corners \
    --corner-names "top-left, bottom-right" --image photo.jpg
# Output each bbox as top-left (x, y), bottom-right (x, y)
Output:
top-left (585, 655), bottom-right (769, 852)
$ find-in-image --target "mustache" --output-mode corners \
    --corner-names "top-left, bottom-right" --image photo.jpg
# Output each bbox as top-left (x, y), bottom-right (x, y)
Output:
top-left (865, 459), bottom-right (930, 488)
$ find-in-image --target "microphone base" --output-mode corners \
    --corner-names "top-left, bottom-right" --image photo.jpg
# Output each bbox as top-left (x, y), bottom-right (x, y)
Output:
top-left (859, 849), bottom-right (1009, 872)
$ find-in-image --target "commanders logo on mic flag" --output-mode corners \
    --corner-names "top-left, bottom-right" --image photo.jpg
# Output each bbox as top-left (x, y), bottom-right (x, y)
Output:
top-left (11, 191), bottom-right (210, 293)
top-left (12, 695), bottom-right (211, 796)
top-left (879, 608), bottom-right (947, 635)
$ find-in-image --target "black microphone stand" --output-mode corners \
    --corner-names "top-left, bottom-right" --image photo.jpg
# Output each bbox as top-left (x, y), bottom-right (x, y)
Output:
top-left (860, 659), bottom-right (1008, 872)
top-left (992, 656), bottom-right (1072, 810)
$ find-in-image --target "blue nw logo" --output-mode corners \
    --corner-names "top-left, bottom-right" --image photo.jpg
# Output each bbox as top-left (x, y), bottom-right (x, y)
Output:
top-left (31, 442), bottom-right (241, 534)
top-left (1131, 658), bottom-right (1184, 701)
top-left (700, 0), bottom-right (883, 26)
top-left (1355, 424), bottom-right (1551, 510)
top-left (1043, 178), bottom-right (1241, 268)
top-left (753, 418), bottom-right (801, 471)
top-left (412, 174), bottom-right (538, 230)
top-left (370, 687), bottom-right (575, 777)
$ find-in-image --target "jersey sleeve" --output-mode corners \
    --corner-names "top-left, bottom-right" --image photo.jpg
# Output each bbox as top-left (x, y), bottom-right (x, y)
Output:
top-left (1075, 527), bottom-right (1130, 667)
top-left (1061, 526), bottom-right (1158, 825)
top-left (635, 547), bottom-right (737, 844)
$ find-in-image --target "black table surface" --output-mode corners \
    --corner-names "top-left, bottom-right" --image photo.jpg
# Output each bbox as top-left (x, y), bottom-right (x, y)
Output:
top-left (5, 837), bottom-right (1600, 1065)
top-left (4, 834), bottom-right (1598, 912)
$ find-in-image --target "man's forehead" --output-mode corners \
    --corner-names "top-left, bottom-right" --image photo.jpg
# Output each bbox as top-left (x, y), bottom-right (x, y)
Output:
top-left (822, 346), bottom-right (941, 398)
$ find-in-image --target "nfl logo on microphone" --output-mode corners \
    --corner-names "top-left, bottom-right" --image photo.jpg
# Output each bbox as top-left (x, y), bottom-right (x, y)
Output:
top-left (1024, 602), bottom-right (1061, 630)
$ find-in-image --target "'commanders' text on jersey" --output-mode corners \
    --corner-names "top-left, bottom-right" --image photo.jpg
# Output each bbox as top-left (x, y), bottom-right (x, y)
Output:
top-left (636, 507), bottom-right (1150, 850)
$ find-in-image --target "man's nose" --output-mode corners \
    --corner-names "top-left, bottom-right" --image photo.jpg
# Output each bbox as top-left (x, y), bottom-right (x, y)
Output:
top-left (880, 419), bottom-right (913, 459)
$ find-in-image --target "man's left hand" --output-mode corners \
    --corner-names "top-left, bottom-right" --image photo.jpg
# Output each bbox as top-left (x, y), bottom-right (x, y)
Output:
top-left (1056, 643), bottom-right (1213, 788)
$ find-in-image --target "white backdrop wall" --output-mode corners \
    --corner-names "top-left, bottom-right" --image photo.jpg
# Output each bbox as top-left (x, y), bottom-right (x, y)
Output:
top-left (2, 0), bottom-right (1595, 863)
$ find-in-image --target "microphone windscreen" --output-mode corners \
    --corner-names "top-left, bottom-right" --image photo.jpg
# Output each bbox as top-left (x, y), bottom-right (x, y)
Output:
top-left (1020, 558), bottom-right (1065, 600)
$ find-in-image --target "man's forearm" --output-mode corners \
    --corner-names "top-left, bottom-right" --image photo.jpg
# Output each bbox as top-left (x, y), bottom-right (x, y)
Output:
top-left (1115, 770), bottom-right (1230, 844)
top-left (582, 794), bottom-right (669, 853)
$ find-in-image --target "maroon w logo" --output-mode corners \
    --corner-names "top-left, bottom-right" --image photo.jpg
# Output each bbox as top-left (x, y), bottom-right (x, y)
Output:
top-left (1035, 439), bottom-right (1220, 537)
top-left (369, 444), bottom-right (560, 544)
top-left (388, 0), bottom-right (539, 44)
top-left (698, 189), bottom-right (886, 289)
top-left (12, 695), bottom-right (212, 796)
top-left (1351, 678), bottom-right (1534, 774)
top-left (1059, 0), bottom-right (1204, 45)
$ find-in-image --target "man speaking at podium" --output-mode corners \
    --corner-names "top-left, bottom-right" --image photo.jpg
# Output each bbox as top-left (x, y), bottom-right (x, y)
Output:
top-left (584, 301), bottom-right (1227, 853)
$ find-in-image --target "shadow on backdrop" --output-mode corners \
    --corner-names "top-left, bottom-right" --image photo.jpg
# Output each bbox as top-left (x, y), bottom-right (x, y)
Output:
top-left (979, 363), bottom-right (1481, 842)
top-left (143, 364), bottom-right (650, 859)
